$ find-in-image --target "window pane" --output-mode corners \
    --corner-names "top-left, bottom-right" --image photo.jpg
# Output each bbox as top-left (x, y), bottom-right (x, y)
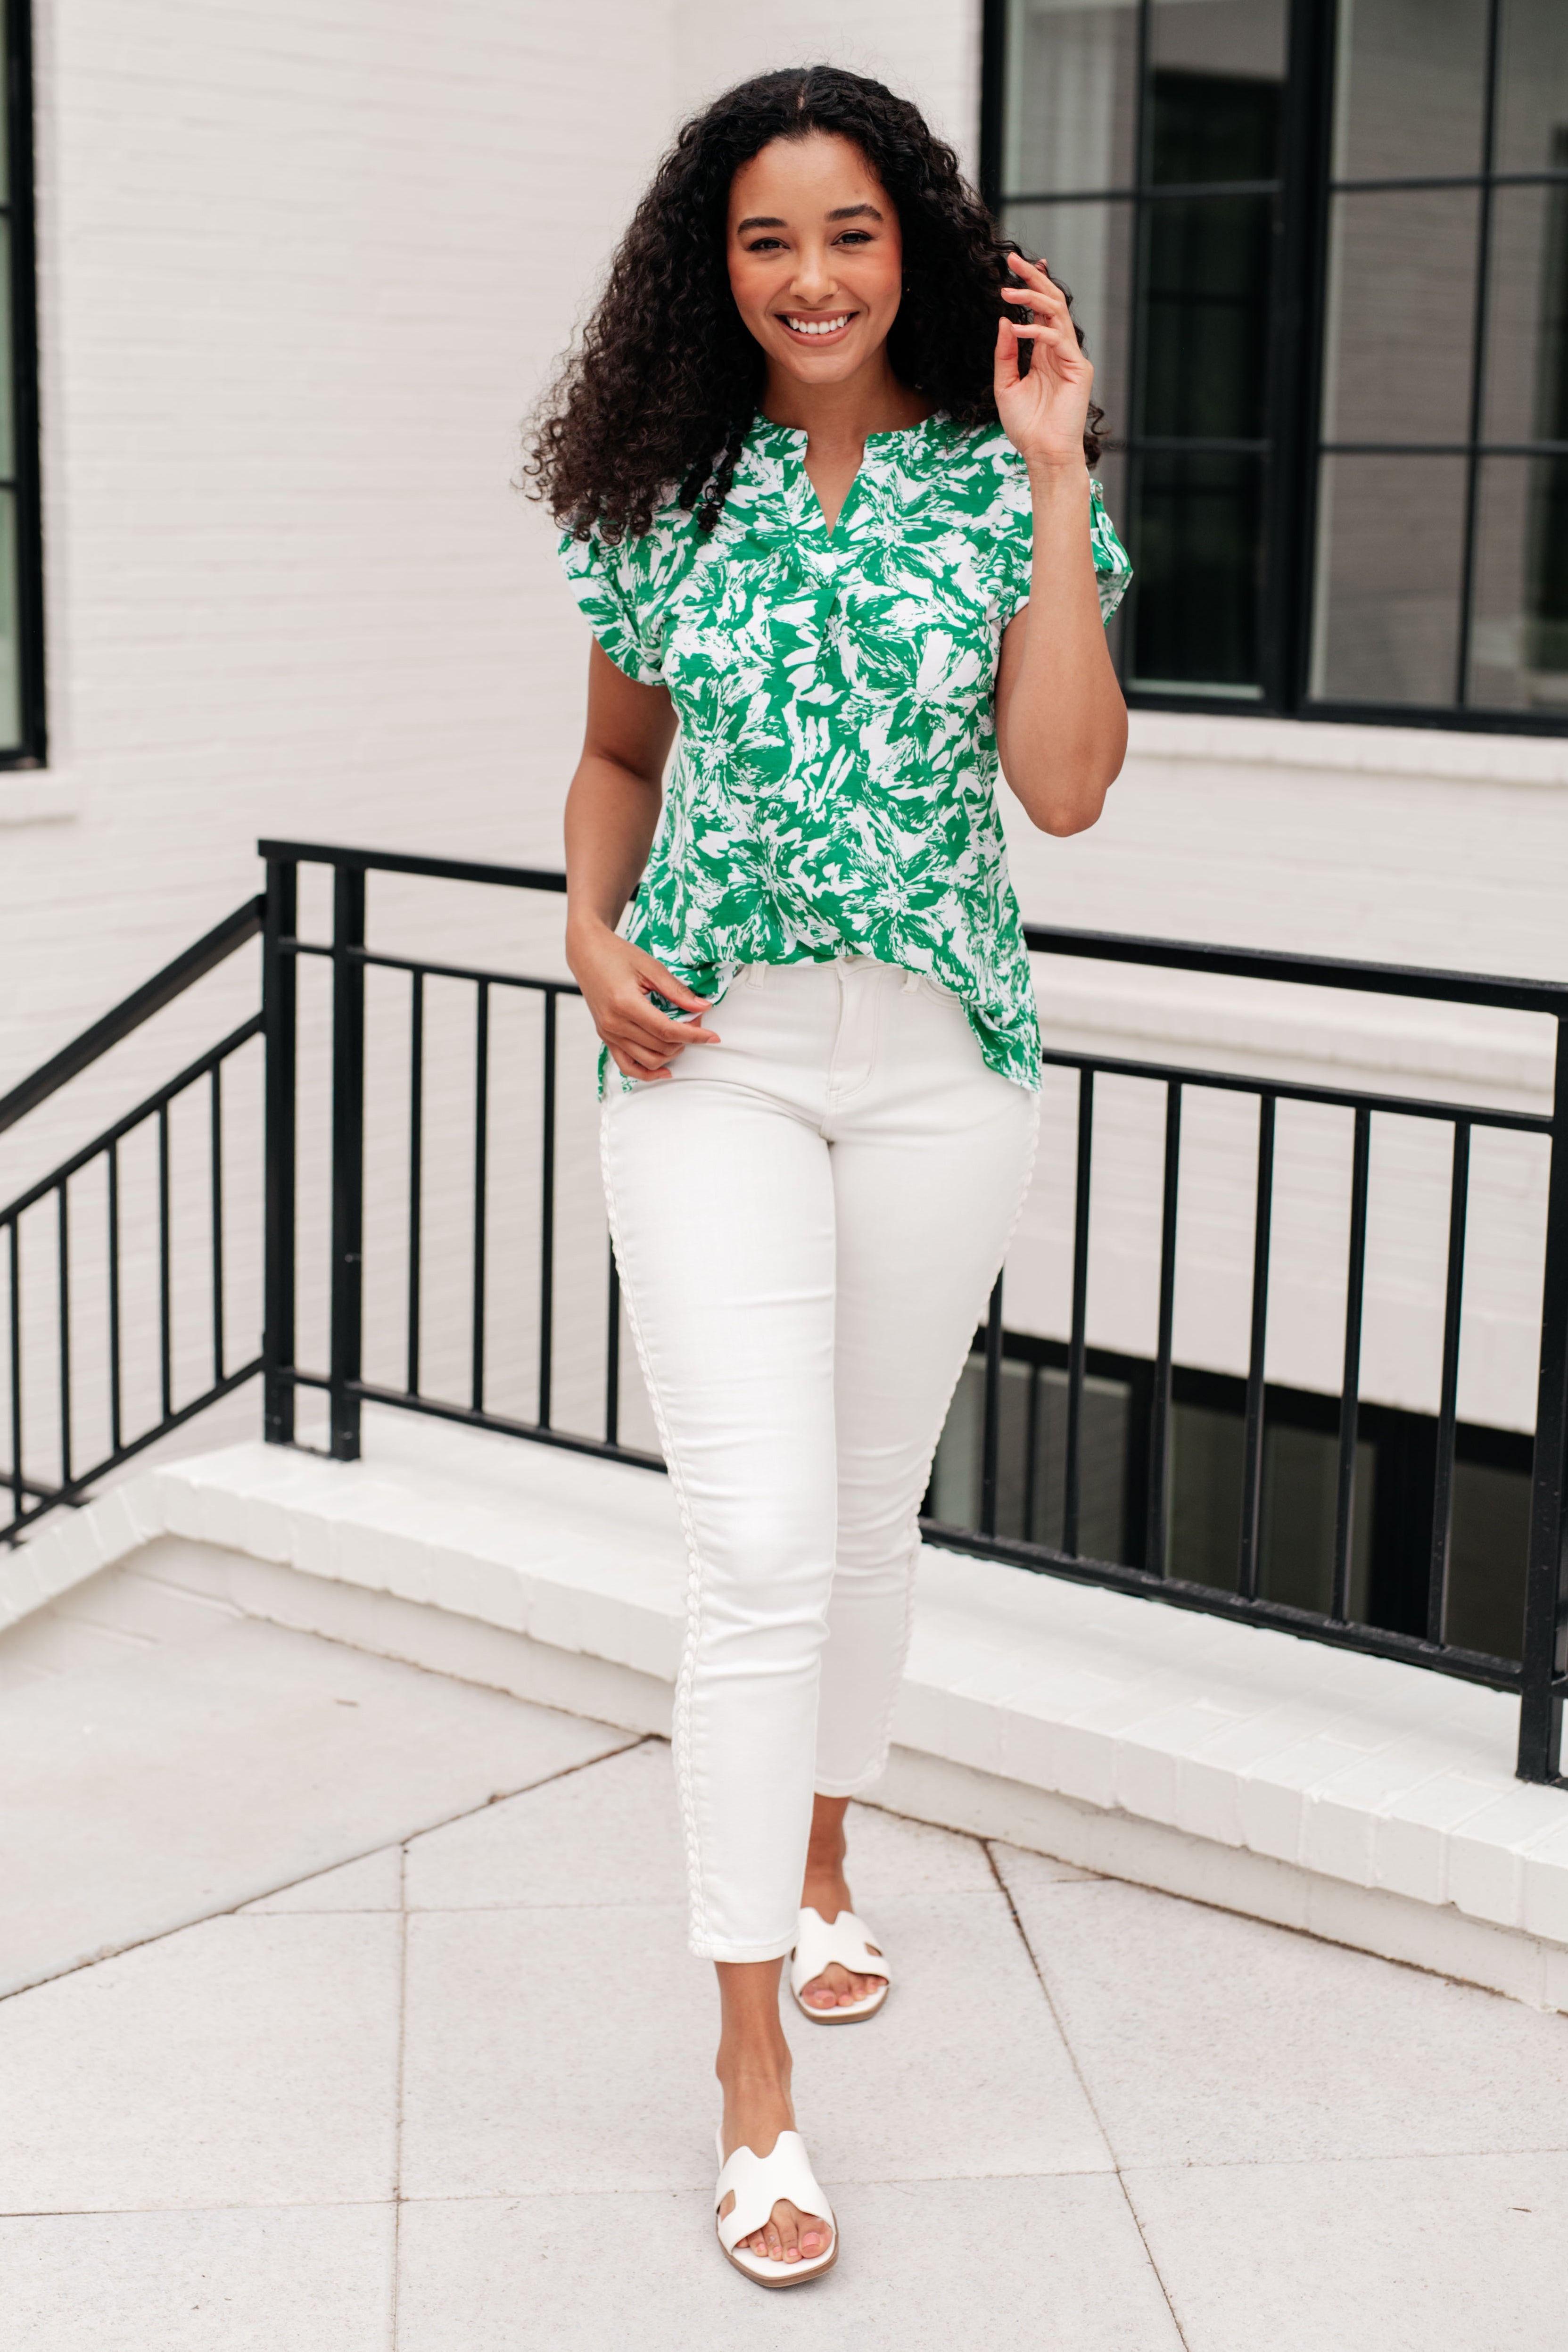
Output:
top-left (1129, 451), bottom-right (1263, 693)
top-left (1331, 0), bottom-right (1488, 182)
top-left (1467, 456), bottom-right (1568, 711)
top-left (1003, 198), bottom-right (1133, 437)
top-left (1482, 182), bottom-right (1568, 446)
top-left (1494, 0), bottom-right (1568, 175)
top-left (0, 228), bottom-right (14, 483)
top-left (1139, 195), bottom-right (1273, 439)
top-left (1002, 0), bottom-right (1139, 196)
top-left (1311, 454), bottom-right (1466, 703)
top-left (0, 488), bottom-right (22, 750)
top-left (1147, 0), bottom-right (1286, 184)
top-left (1320, 189), bottom-right (1480, 444)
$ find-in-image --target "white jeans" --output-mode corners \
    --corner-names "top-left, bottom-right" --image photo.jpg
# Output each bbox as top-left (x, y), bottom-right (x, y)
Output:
top-left (601, 958), bottom-right (1039, 1961)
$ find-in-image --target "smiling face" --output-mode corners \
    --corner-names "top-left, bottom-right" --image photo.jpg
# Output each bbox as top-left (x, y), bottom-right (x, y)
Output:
top-left (726, 132), bottom-right (905, 392)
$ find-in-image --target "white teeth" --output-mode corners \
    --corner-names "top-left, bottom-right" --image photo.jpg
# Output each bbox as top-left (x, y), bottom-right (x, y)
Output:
top-left (784, 315), bottom-right (850, 337)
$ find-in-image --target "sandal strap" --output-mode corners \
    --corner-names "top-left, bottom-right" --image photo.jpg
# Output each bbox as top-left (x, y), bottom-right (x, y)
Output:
top-left (789, 1906), bottom-right (890, 1998)
top-left (714, 2131), bottom-right (834, 2253)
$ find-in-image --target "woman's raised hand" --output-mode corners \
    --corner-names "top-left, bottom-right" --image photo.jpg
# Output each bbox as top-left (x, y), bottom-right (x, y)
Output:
top-left (994, 253), bottom-right (1095, 473)
top-left (568, 921), bottom-right (719, 1083)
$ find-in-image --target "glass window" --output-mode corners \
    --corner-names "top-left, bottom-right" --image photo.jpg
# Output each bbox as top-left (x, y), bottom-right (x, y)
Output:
top-left (989, 0), bottom-right (1568, 732)
top-left (0, 2), bottom-right (40, 763)
top-left (995, 0), bottom-right (1287, 705)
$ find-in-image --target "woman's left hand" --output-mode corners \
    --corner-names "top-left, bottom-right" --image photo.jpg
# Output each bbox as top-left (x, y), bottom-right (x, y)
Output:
top-left (994, 253), bottom-right (1094, 471)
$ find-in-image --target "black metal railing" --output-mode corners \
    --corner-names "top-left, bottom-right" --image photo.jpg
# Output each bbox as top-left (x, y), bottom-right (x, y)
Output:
top-left (0, 898), bottom-right (264, 1540)
top-left (260, 840), bottom-right (658, 1477)
top-left (8, 840), bottom-right (1565, 1790)
top-left (929, 919), bottom-right (1568, 1787)
top-left (258, 840), bottom-right (1568, 1787)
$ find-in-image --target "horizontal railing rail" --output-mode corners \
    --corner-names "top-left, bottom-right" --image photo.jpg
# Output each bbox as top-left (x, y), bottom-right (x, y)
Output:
top-left (2, 905), bottom-right (265, 1543)
top-left (1019, 918), bottom-right (1568, 1017)
top-left (248, 841), bottom-right (1564, 1790)
top-left (0, 896), bottom-right (263, 1139)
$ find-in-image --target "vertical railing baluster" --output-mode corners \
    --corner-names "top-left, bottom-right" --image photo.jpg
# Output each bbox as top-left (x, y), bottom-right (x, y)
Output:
top-left (1023, 1354), bottom-right (1040, 1543)
top-left (263, 857), bottom-right (298, 1446)
top-left (107, 1139), bottom-right (122, 1456)
top-left (1331, 1106), bottom-right (1372, 1622)
top-left (328, 862), bottom-right (366, 1462)
top-left (604, 1240), bottom-right (620, 1448)
top-left (1428, 1121), bottom-right (1470, 1646)
top-left (1238, 1094), bottom-right (1277, 1601)
top-left (56, 1183), bottom-right (71, 1488)
top-left (1146, 1078), bottom-right (1182, 1576)
top-left (538, 990), bottom-right (557, 1428)
top-left (157, 1108), bottom-right (172, 1424)
top-left (1519, 1018), bottom-right (1568, 1782)
top-left (210, 1065), bottom-right (225, 1386)
top-left (979, 1273), bottom-right (1004, 1537)
top-left (471, 980), bottom-right (489, 1415)
top-left (7, 1218), bottom-right (20, 1530)
top-left (1063, 1067), bottom-right (1094, 1557)
top-left (407, 969), bottom-right (423, 1396)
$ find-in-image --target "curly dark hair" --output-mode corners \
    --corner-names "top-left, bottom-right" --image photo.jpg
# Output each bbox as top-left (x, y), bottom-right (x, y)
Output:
top-left (524, 65), bottom-right (1104, 543)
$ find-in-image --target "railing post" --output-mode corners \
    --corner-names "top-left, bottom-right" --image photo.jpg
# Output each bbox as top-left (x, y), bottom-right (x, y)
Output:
top-left (329, 863), bottom-right (366, 1463)
top-left (262, 857), bottom-right (297, 1446)
top-left (1518, 1019), bottom-right (1568, 1782)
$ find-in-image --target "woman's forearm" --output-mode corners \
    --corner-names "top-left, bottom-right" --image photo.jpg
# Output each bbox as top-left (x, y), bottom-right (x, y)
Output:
top-left (563, 753), bottom-right (664, 944)
top-left (996, 462), bottom-right (1127, 837)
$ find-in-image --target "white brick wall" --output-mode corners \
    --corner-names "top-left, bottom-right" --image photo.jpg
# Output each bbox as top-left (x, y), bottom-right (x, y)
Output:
top-left (3, 0), bottom-right (1565, 1458)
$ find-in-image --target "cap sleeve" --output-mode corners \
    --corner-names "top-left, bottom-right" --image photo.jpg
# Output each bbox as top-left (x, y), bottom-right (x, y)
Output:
top-left (1088, 481), bottom-right (1132, 624)
top-left (994, 468), bottom-right (1133, 628)
top-left (558, 526), bottom-right (665, 686)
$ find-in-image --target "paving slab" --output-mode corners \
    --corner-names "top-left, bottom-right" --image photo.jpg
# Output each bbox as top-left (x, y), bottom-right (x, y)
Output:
top-left (400, 1883), bottom-right (1109, 2202)
top-left (399, 1899), bottom-right (733, 2199)
top-left (394, 2174), bottom-right (1181, 2352)
top-left (786, 1890), bottom-right (1113, 2184)
top-left (1124, 2150), bottom-right (1568, 2352)
top-left (403, 1737), bottom-right (997, 1911)
top-left (0, 1915), bottom-right (401, 2212)
top-left (1, 2203), bottom-right (396, 2352)
top-left (997, 1852), bottom-right (1568, 2166)
top-left (0, 1611), bottom-right (632, 1993)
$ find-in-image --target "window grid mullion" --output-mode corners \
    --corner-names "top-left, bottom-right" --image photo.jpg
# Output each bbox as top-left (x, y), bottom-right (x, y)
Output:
top-left (1118, 0), bottom-right (1152, 685)
top-left (1453, 0), bottom-right (1506, 707)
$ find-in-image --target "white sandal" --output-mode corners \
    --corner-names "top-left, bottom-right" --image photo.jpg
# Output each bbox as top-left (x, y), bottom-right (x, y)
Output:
top-left (789, 1906), bottom-right (891, 2024)
top-left (714, 2125), bottom-right (838, 2287)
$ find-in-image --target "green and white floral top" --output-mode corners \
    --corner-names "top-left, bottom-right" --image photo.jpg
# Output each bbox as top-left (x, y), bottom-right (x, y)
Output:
top-left (560, 413), bottom-right (1131, 1093)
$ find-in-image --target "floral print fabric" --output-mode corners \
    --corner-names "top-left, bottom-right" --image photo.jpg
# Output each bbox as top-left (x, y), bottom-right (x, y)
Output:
top-left (559, 413), bottom-right (1131, 1093)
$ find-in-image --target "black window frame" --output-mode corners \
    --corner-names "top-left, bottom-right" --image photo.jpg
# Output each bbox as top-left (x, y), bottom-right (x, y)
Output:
top-left (981, 0), bottom-right (1568, 738)
top-left (1, 0), bottom-right (43, 768)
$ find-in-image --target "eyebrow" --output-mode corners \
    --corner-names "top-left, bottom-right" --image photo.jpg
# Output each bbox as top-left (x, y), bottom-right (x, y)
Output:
top-left (734, 202), bottom-right (885, 232)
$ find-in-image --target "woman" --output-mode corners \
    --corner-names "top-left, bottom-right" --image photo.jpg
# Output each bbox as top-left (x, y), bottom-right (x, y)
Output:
top-left (529, 66), bottom-right (1129, 2288)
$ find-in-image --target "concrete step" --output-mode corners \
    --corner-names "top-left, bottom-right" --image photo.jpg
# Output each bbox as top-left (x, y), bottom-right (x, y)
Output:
top-left (6, 1404), bottom-right (1568, 2011)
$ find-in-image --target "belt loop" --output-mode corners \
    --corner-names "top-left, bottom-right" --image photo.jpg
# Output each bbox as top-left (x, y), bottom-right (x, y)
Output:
top-left (902, 967), bottom-right (920, 993)
top-left (744, 961), bottom-right (765, 990)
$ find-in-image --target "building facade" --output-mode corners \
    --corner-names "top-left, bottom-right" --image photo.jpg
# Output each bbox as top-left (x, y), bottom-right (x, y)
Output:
top-left (2, 2), bottom-right (1567, 1668)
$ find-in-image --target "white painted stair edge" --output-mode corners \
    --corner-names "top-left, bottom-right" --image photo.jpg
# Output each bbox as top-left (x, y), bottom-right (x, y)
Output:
top-left (7, 1408), bottom-right (1568, 2013)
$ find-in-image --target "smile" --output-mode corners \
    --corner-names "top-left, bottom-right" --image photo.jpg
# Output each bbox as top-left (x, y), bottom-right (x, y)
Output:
top-left (780, 313), bottom-right (854, 338)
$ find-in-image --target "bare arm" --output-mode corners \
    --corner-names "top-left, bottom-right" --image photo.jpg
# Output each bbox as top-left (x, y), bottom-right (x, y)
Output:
top-left (990, 255), bottom-right (1128, 838)
top-left (564, 639), bottom-right (719, 1081)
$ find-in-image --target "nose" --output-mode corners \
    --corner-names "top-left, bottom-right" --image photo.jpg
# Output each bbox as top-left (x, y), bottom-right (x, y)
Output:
top-left (788, 244), bottom-right (838, 307)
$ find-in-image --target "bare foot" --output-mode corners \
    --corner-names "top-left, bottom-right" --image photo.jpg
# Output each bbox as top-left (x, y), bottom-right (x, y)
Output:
top-left (717, 2064), bottom-right (834, 2269)
top-left (799, 1796), bottom-right (887, 2014)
